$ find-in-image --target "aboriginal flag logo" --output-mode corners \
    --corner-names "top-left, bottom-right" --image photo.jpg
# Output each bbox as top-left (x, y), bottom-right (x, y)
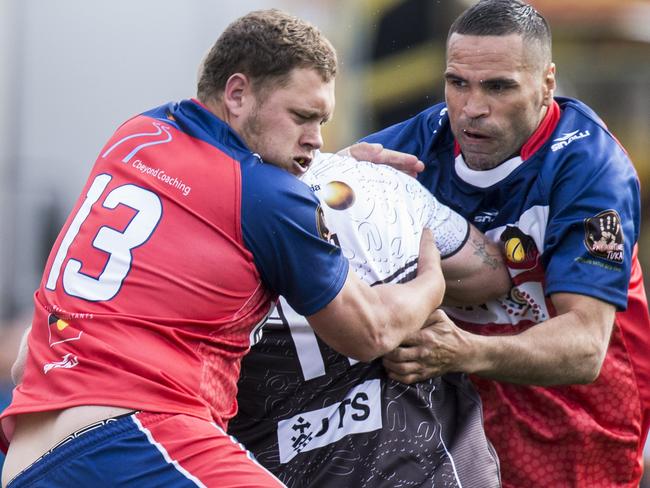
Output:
top-left (48, 313), bottom-right (83, 347)
top-left (501, 226), bottom-right (539, 270)
top-left (584, 210), bottom-right (624, 263)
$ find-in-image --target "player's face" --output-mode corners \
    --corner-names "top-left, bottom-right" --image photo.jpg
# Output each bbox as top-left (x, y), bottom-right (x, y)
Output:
top-left (240, 67), bottom-right (335, 176)
top-left (445, 33), bottom-right (555, 170)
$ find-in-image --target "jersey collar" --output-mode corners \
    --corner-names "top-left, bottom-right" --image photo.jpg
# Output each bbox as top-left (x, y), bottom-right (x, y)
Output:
top-left (171, 98), bottom-right (252, 156)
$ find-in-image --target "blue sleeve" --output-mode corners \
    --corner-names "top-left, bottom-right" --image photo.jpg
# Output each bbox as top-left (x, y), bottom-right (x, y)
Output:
top-left (361, 104), bottom-right (446, 161)
top-left (542, 127), bottom-right (640, 310)
top-left (241, 161), bottom-right (349, 316)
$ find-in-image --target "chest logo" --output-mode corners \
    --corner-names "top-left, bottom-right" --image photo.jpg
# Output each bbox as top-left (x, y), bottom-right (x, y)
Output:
top-left (501, 226), bottom-right (539, 270)
top-left (584, 210), bottom-right (624, 264)
top-left (473, 210), bottom-right (498, 224)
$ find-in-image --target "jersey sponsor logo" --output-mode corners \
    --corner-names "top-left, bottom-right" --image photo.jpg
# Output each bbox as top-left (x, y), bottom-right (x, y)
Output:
top-left (473, 210), bottom-right (498, 224)
top-left (315, 205), bottom-right (340, 246)
top-left (131, 159), bottom-right (192, 197)
top-left (320, 180), bottom-right (355, 210)
top-left (500, 226), bottom-right (539, 270)
top-left (583, 209), bottom-right (624, 263)
top-left (43, 353), bottom-right (79, 374)
top-left (47, 313), bottom-right (83, 347)
top-left (551, 129), bottom-right (591, 152)
top-left (277, 379), bottom-right (382, 463)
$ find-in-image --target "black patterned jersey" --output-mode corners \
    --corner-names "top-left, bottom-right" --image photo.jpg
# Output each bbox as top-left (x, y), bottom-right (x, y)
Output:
top-left (230, 154), bottom-right (500, 488)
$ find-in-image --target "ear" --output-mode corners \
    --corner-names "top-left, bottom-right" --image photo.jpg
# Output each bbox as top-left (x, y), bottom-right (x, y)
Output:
top-left (223, 73), bottom-right (253, 117)
top-left (542, 63), bottom-right (556, 106)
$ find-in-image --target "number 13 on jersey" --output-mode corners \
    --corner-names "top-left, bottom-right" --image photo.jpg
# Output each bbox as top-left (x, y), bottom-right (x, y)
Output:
top-left (45, 173), bottom-right (162, 302)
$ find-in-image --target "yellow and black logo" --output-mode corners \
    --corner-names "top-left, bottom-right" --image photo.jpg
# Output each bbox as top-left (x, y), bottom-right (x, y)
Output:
top-left (501, 226), bottom-right (539, 270)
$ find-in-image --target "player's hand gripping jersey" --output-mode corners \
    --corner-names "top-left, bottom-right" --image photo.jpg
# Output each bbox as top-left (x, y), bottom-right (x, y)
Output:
top-left (230, 153), bottom-right (501, 488)
top-left (1, 99), bottom-right (348, 445)
top-left (363, 97), bottom-right (650, 488)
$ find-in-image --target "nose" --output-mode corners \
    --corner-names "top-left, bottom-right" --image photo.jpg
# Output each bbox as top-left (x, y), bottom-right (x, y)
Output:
top-left (301, 123), bottom-right (323, 151)
top-left (463, 89), bottom-right (489, 119)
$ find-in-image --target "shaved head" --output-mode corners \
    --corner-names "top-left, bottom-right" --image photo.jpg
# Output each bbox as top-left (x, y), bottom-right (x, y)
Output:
top-left (447, 0), bottom-right (552, 72)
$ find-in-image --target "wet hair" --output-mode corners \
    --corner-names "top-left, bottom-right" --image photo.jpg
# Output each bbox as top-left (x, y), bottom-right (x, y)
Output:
top-left (197, 9), bottom-right (337, 103)
top-left (448, 0), bottom-right (552, 66)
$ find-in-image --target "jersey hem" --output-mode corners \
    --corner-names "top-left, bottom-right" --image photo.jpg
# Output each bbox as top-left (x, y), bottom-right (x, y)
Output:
top-left (0, 400), bottom-right (215, 450)
top-left (441, 220), bottom-right (470, 260)
top-left (544, 281), bottom-right (628, 311)
top-left (293, 258), bottom-right (349, 317)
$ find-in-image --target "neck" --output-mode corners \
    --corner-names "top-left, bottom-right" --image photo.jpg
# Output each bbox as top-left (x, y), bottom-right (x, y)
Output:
top-left (202, 97), bottom-right (230, 124)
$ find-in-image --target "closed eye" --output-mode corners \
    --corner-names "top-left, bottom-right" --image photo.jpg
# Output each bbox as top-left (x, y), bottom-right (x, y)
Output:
top-left (293, 111), bottom-right (311, 123)
top-left (293, 111), bottom-right (330, 126)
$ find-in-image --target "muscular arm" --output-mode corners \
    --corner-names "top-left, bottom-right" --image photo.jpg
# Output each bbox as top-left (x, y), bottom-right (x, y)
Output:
top-left (472, 293), bottom-right (615, 384)
top-left (383, 292), bottom-right (615, 385)
top-left (308, 230), bottom-right (445, 363)
top-left (441, 225), bottom-right (511, 306)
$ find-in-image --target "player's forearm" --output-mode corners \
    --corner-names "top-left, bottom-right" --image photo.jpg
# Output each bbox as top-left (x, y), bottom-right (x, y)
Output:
top-left (309, 237), bottom-right (444, 362)
top-left (365, 229), bottom-right (447, 359)
top-left (369, 272), bottom-right (445, 357)
top-left (339, 264), bottom-right (444, 362)
top-left (442, 226), bottom-right (511, 306)
top-left (468, 309), bottom-right (612, 385)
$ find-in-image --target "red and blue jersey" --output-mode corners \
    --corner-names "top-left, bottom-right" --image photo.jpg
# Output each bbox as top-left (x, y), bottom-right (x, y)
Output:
top-left (364, 97), bottom-right (650, 488)
top-left (1, 99), bottom-right (348, 447)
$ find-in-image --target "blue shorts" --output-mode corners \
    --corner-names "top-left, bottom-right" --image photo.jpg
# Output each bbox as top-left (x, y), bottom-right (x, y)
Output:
top-left (7, 411), bottom-right (285, 487)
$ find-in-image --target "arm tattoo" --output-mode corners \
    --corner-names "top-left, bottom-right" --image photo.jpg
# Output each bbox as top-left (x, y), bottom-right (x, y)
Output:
top-left (470, 236), bottom-right (501, 270)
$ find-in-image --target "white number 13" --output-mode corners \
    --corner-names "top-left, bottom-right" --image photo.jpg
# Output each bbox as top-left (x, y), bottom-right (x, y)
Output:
top-left (45, 173), bottom-right (162, 301)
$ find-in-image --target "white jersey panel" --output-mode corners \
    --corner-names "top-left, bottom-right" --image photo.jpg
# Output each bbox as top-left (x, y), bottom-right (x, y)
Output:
top-left (303, 153), bottom-right (468, 276)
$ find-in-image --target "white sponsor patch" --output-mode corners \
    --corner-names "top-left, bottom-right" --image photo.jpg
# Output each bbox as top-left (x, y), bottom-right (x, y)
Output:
top-left (551, 130), bottom-right (590, 152)
top-left (277, 379), bottom-right (382, 463)
top-left (43, 353), bottom-right (79, 374)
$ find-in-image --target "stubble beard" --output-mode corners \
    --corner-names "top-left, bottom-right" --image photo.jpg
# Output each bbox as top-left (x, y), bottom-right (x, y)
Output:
top-left (241, 106), bottom-right (263, 155)
top-left (462, 149), bottom-right (513, 171)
